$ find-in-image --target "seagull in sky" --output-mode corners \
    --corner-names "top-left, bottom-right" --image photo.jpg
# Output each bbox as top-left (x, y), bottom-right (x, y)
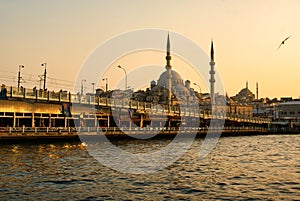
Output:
top-left (278, 35), bottom-right (291, 49)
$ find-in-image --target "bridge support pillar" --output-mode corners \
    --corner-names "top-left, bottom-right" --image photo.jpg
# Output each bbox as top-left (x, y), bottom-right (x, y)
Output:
top-left (49, 116), bottom-right (52, 128)
top-left (129, 119), bottom-right (132, 130)
top-left (168, 116), bottom-right (171, 127)
top-left (64, 117), bottom-right (67, 128)
top-left (94, 116), bottom-right (97, 127)
top-left (107, 115), bottom-right (110, 128)
top-left (140, 115), bottom-right (143, 128)
top-left (13, 112), bottom-right (16, 128)
top-left (32, 112), bottom-right (35, 128)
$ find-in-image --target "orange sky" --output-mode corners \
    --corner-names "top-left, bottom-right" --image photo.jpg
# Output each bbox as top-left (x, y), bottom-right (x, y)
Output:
top-left (1, 0), bottom-right (300, 98)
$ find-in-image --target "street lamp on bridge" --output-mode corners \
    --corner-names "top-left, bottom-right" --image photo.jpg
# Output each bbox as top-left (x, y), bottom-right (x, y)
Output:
top-left (41, 63), bottom-right (47, 91)
top-left (102, 78), bottom-right (108, 92)
top-left (117, 65), bottom-right (127, 91)
top-left (193, 83), bottom-right (201, 94)
top-left (81, 79), bottom-right (86, 95)
top-left (91, 82), bottom-right (95, 94)
top-left (18, 65), bottom-right (24, 90)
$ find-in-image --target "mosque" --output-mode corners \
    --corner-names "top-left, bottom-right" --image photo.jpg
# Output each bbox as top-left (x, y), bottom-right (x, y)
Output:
top-left (132, 34), bottom-right (216, 107)
top-left (231, 81), bottom-right (255, 104)
top-left (96, 33), bottom-right (255, 126)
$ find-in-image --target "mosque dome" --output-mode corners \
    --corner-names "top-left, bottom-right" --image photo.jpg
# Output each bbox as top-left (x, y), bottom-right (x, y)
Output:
top-left (157, 70), bottom-right (184, 87)
top-left (232, 82), bottom-right (255, 103)
top-left (154, 69), bottom-right (190, 98)
top-left (174, 84), bottom-right (190, 97)
top-left (237, 87), bottom-right (255, 99)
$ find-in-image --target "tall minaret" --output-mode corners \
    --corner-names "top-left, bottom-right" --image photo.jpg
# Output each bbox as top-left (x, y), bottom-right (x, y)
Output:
top-left (209, 40), bottom-right (216, 105)
top-left (256, 82), bottom-right (259, 99)
top-left (166, 33), bottom-right (172, 106)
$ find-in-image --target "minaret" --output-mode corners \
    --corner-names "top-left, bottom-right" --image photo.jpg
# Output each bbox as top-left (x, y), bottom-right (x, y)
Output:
top-left (166, 33), bottom-right (172, 106)
top-left (256, 82), bottom-right (259, 99)
top-left (246, 81), bottom-right (248, 89)
top-left (166, 33), bottom-right (172, 70)
top-left (209, 40), bottom-right (216, 105)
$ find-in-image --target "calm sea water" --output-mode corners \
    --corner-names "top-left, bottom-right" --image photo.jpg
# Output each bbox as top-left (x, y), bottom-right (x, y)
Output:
top-left (0, 134), bottom-right (299, 200)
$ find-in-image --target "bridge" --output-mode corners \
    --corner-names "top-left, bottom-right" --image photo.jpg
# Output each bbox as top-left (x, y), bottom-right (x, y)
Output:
top-left (0, 86), bottom-right (271, 133)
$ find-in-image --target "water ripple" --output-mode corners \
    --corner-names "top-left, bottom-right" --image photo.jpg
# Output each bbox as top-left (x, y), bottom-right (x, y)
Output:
top-left (0, 135), bottom-right (299, 200)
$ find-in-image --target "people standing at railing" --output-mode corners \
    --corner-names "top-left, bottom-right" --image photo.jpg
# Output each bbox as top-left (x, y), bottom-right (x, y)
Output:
top-left (0, 84), bottom-right (7, 100)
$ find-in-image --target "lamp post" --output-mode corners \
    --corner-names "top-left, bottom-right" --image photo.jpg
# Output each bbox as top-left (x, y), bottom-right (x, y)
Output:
top-left (18, 65), bottom-right (24, 90)
top-left (102, 78), bottom-right (108, 92)
top-left (41, 63), bottom-right (47, 91)
top-left (117, 65), bottom-right (127, 91)
top-left (81, 79), bottom-right (86, 95)
top-left (193, 83), bottom-right (201, 94)
top-left (91, 82), bottom-right (95, 94)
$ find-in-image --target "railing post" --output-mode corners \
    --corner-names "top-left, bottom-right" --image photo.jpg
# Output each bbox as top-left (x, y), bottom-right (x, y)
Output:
top-left (59, 91), bottom-right (61, 102)
top-left (69, 92), bottom-right (71, 103)
top-left (9, 86), bottom-right (13, 98)
top-left (23, 88), bottom-right (26, 99)
top-left (106, 97), bottom-right (108, 106)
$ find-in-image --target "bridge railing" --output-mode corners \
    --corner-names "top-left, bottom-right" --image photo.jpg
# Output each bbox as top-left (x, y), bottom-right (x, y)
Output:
top-left (4, 86), bottom-right (271, 124)
top-left (7, 86), bottom-right (72, 102)
top-left (0, 126), bottom-right (269, 135)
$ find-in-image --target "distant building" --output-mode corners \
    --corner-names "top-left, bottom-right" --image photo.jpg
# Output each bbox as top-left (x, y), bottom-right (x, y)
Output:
top-left (277, 101), bottom-right (300, 120)
top-left (231, 81), bottom-right (255, 104)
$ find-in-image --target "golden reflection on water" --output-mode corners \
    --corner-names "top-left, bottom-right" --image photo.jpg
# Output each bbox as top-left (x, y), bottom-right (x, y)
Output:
top-left (0, 135), bottom-right (299, 200)
top-left (11, 145), bottom-right (19, 154)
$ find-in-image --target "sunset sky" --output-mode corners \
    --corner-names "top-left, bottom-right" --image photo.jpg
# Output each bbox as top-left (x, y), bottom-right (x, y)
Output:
top-left (1, 0), bottom-right (300, 98)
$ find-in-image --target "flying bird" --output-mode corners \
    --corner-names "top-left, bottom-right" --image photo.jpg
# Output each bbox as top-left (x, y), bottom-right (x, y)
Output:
top-left (278, 35), bottom-right (291, 49)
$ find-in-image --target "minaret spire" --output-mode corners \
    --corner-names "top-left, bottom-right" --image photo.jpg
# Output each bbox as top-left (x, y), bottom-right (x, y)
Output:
top-left (210, 40), bottom-right (214, 61)
top-left (167, 32), bottom-right (170, 53)
top-left (166, 32), bottom-right (172, 70)
top-left (209, 40), bottom-right (216, 105)
top-left (256, 82), bottom-right (259, 99)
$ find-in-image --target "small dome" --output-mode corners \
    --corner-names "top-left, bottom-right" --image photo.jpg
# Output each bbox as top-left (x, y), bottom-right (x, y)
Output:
top-left (174, 85), bottom-right (190, 96)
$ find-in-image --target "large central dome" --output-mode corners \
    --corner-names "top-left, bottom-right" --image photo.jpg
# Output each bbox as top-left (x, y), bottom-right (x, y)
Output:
top-left (157, 69), bottom-right (190, 97)
top-left (157, 70), bottom-right (184, 87)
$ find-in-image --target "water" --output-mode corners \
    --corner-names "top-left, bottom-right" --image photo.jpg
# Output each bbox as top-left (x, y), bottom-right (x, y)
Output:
top-left (0, 134), bottom-right (299, 200)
